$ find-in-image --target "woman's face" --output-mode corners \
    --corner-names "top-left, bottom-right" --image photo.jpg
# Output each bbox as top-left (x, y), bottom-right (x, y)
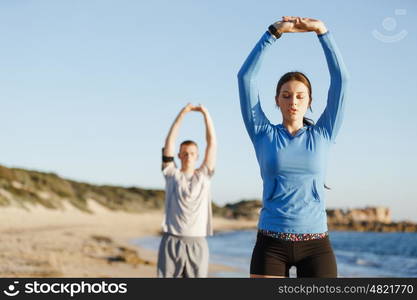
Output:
top-left (275, 80), bottom-right (311, 124)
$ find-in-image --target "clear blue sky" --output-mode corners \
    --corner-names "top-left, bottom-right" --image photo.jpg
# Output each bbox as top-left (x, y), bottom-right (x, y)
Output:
top-left (1, 0), bottom-right (416, 221)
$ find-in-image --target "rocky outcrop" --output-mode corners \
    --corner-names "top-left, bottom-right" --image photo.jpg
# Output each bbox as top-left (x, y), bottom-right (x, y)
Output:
top-left (327, 207), bottom-right (417, 232)
top-left (327, 220), bottom-right (417, 232)
top-left (326, 207), bottom-right (392, 224)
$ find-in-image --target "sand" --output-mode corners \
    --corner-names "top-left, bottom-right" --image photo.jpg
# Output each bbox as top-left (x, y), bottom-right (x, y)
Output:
top-left (0, 201), bottom-right (257, 278)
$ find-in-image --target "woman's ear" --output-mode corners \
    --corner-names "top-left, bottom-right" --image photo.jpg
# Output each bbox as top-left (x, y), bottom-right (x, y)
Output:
top-left (275, 95), bottom-right (280, 109)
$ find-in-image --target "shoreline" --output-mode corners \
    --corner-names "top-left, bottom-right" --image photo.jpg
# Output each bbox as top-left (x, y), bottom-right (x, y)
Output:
top-left (0, 202), bottom-right (256, 278)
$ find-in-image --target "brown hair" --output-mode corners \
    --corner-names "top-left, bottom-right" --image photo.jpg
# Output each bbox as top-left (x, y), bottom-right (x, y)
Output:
top-left (180, 140), bottom-right (198, 150)
top-left (276, 71), bottom-right (314, 126)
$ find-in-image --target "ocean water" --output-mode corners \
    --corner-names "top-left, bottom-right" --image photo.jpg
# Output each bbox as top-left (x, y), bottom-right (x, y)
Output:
top-left (132, 231), bottom-right (417, 277)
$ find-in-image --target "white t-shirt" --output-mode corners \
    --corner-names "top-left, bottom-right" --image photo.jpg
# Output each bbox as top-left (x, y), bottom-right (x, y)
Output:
top-left (162, 163), bottom-right (214, 237)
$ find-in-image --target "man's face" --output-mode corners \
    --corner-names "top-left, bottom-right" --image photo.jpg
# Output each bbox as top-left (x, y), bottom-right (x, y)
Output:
top-left (178, 144), bottom-right (199, 168)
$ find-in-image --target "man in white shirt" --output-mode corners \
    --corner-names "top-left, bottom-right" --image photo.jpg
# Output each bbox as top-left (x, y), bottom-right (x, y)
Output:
top-left (158, 103), bottom-right (217, 278)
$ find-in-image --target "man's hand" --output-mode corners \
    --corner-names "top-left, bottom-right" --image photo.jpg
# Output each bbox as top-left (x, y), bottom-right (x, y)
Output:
top-left (181, 103), bottom-right (195, 114)
top-left (191, 104), bottom-right (208, 114)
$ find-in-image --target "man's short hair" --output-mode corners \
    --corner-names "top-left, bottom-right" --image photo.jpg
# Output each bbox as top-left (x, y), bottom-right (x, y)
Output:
top-left (180, 140), bottom-right (198, 150)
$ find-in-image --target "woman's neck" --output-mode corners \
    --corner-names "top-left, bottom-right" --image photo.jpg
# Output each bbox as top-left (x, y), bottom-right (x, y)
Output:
top-left (282, 119), bottom-right (304, 136)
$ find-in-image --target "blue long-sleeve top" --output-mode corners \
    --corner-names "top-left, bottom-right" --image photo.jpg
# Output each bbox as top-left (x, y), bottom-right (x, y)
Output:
top-left (237, 31), bottom-right (349, 233)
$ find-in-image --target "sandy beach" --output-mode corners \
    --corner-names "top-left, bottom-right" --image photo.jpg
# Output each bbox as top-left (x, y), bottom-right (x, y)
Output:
top-left (0, 201), bottom-right (257, 278)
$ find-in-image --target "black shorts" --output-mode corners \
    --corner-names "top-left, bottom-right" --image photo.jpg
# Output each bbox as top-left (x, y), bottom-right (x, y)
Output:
top-left (250, 231), bottom-right (337, 277)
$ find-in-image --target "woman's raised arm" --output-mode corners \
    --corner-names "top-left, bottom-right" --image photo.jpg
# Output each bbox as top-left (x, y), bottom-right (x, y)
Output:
top-left (281, 16), bottom-right (349, 141)
top-left (237, 27), bottom-right (280, 141)
top-left (316, 29), bottom-right (350, 142)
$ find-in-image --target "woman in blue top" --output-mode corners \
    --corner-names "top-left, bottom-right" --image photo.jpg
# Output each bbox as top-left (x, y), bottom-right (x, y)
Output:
top-left (237, 16), bottom-right (349, 278)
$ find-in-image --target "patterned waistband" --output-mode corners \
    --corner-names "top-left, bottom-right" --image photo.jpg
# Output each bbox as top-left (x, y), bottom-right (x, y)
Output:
top-left (258, 229), bottom-right (328, 241)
